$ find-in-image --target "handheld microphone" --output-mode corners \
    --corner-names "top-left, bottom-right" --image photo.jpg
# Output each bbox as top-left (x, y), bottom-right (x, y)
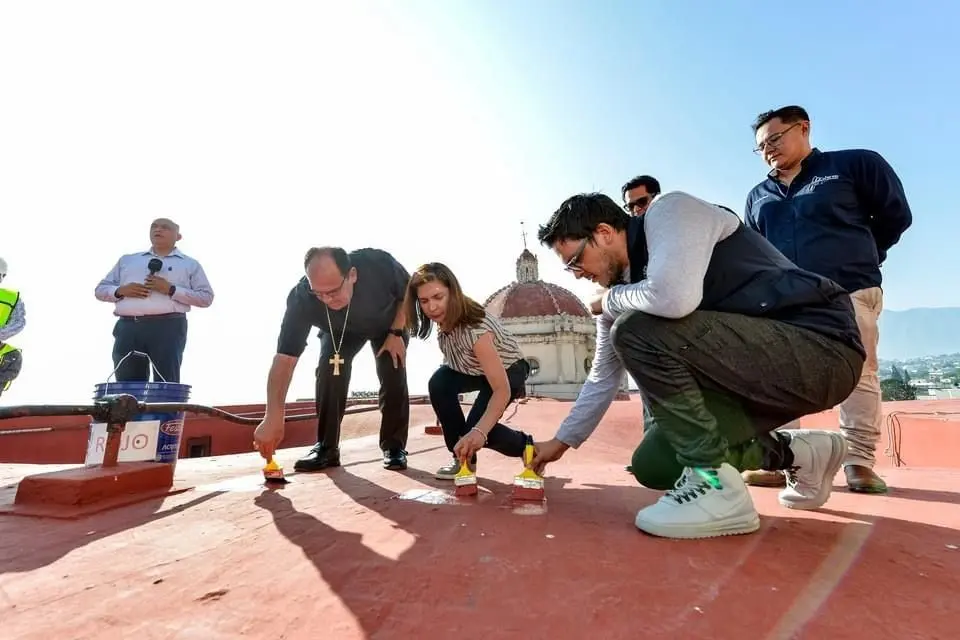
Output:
top-left (148, 258), bottom-right (163, 275)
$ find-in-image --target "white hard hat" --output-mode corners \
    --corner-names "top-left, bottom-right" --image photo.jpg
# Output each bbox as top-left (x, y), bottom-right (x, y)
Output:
top-left (0, 257), bottom-right (6, 278)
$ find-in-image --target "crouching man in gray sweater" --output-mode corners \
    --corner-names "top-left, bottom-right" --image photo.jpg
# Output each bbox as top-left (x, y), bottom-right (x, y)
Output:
top-left (530, 191), bottom-right (865, 540)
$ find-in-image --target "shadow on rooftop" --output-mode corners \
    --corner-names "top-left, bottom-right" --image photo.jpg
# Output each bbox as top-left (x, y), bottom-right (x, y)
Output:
top-left (846, 483), bottom-right (960, 505)
top-left (334, 444), bottom-right (450, 470)
top-left (0, 490), bottom-right (224, 576)
top-left (252, 465), bottom-right (960, 639)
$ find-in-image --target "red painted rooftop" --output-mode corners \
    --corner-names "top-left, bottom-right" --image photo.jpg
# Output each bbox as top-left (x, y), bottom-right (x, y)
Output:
top-left (2, 396), bottom-right (959, 639)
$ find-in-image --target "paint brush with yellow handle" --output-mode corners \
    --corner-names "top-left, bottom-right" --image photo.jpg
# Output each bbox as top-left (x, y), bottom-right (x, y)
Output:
top-left (512, 439), bottom-right (544, 501)
top-left (453, 459), bottom-right (478, 497)
top-left (263, 457), bottom-right (289, 484)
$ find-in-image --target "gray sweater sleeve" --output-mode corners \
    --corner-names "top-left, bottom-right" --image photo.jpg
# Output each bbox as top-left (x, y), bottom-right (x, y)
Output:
top-left (555, 312), bottom-right (625, 448)
top-left (602, 191), bottom-right (739, 319)
top-left (554, 191), bottom-right (739, 448)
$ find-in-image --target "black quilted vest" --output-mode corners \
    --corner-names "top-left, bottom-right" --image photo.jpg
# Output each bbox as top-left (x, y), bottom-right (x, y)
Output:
top-left (626, 212), bottom-right (865, 357)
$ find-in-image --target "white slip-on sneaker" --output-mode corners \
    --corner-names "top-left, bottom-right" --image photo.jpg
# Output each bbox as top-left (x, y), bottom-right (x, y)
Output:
top-left (634, 462), bottom-right (760, 539)
top-left (778, 429), bottom-right (847, 510)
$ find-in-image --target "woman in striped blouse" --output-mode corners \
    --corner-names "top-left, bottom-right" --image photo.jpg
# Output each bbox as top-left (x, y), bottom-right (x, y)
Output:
top-left (404, 263), bottom-right (532, 479)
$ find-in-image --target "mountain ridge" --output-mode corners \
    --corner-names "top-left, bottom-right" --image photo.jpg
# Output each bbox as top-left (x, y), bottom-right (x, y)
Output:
top-left (878, 307), bottom-right (960, 360)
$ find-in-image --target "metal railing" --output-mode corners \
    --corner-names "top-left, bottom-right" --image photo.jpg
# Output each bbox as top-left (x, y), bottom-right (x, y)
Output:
top-left (0, 394), bottom-right (378, 468)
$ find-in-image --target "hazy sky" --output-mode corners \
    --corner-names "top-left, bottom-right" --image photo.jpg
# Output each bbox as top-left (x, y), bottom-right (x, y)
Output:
top-left (2, 1), bottom-right (955, 406)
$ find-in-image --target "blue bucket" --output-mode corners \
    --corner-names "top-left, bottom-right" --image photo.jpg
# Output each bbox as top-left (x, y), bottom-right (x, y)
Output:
top-left (86, 381), bottom-right (192, 466)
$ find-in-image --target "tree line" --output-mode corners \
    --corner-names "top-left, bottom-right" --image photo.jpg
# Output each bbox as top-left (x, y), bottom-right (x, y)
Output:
top-left (881, 365), bottom-right (916, 401)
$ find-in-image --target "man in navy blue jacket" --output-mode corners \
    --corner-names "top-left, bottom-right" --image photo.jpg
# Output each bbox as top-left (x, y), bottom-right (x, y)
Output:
top-left (743, 105), bottom-right (913, 494)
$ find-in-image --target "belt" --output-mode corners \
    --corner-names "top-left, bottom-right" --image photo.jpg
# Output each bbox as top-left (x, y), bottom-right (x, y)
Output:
top-left (118, 312), bottom-right (186, 322)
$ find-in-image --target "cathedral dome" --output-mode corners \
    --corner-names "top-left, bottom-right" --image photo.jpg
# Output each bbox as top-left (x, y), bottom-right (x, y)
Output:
top-left (475, 231), bottom-right (626, 401)
top-left (483, 246), bottom-right (591, 319)
top-left (484, 281), bottom-right (591, 319)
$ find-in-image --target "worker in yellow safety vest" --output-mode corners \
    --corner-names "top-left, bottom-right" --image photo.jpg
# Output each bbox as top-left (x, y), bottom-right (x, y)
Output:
top-left (0, 257), bottom-right (25, 397)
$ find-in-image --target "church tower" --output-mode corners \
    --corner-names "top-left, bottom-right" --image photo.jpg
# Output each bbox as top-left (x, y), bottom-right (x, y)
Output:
top-left (516, 249), bottom-right (538, 283)
top-left (515, 222), bottom-right (539, 283)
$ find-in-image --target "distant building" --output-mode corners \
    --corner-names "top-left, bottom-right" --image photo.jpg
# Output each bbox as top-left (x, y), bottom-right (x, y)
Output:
top-left (483, 245), bottom-right (629, 400)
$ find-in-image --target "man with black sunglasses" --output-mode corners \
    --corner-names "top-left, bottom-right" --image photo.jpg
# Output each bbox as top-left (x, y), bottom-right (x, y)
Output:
top-left (253, 246), bottom-right (412, 472)
top-left (529, 191), bottom-right (865, 540)
top-left (622, 175), bottom-right (661, 216)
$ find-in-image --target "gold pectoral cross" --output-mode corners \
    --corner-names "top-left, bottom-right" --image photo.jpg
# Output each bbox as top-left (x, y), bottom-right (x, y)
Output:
top-left (330, 352), bottom-right (345, 376)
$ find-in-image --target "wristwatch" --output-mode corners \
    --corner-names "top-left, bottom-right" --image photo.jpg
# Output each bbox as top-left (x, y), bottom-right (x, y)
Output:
top-left (388, 328), bottom-right (404, 337)
top-left (168, 285), bottom-right (177, 297)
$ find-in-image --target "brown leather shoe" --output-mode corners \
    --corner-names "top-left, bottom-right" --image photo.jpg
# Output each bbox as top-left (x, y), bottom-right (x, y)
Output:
top-left (741, 469), bottom-right (786, 487)
top-left (844, 464), bottom-right (888, 493)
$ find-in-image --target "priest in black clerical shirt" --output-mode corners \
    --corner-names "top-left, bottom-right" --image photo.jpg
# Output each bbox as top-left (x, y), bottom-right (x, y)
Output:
top-left (253, 246), bottom-right (411, 471)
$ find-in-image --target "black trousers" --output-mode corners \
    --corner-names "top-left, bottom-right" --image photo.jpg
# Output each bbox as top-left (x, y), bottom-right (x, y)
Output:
top-left (612, 310), bottom-right (864, 486)
top-left (428, 359), bottom-right (530, 460)
top-left (315, 330), bottom-right (410, 452)
top-left (112, 314), bottom-right (188, 383)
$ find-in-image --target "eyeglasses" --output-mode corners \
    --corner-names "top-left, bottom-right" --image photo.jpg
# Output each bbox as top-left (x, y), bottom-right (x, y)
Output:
top-left (564, 238), bottom-right (589, 273)
top-left (312, 276), bottom-right (347, 301)
top-left (753, 122), bottom-right (801, 154)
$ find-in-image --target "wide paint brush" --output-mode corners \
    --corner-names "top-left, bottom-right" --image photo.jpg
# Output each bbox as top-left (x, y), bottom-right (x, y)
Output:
top-left (512, 441), bottom-right (544, 501)
top-left (453, 459), bottom-right (478, 497)
top-left (263, 458), bottom-right (289, 485)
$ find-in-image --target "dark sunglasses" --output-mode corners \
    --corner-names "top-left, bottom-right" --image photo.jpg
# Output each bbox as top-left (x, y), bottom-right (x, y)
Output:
top-left (623, 194), bottom-right (655, 213)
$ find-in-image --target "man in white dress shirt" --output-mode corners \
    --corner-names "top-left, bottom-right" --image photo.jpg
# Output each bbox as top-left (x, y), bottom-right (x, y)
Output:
top-left (95, 218), bottom-right (214, 383)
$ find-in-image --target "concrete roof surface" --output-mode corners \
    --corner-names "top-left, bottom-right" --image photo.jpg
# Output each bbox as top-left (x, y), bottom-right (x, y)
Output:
top-left (1, 397), bottom-right (958, 639)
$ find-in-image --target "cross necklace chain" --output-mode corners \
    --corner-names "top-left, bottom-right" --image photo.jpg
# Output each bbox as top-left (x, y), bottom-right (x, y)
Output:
top-left (325, 302), bottom-right (351, 376)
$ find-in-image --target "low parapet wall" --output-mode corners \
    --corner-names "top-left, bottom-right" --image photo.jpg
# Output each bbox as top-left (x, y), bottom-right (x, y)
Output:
top-left (0, 398), bottom-right (424, 465)
top-left (796, 403), bottom-right (960, 469)
top-left (2, 396), bottom-right (957, 469)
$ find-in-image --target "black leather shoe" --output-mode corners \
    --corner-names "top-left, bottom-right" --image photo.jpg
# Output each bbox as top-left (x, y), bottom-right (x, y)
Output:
top-left (294, 444), bottom-right (341, 472)
top-left (383, 449), bottom-right (407, 471)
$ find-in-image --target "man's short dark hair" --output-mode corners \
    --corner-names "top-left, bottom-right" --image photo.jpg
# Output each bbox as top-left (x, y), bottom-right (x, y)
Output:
top-left (304, 246), bottom-right (351, 274)
top-left (752, 105), bottom-right (810, 133)
top-left (621, 175), bottom-right (661, 199)
top-left (537, 193), bottom-right (631, 247)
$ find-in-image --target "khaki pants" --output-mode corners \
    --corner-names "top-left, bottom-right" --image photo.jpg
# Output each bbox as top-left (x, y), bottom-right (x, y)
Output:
top-left (838, 287), bottom-right (883, 467)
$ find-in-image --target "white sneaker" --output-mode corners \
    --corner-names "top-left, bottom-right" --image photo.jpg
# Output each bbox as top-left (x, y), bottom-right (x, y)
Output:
top-left (778, 430), bottom-right (847, 510)
top-left (634, 463), bottom-right (760, 539)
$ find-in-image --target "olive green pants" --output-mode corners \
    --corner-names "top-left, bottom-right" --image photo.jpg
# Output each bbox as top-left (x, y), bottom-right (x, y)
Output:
top-left (631, 423), bottom-right (773, 490)
top-left (612, 310), bottom-right (864, 489)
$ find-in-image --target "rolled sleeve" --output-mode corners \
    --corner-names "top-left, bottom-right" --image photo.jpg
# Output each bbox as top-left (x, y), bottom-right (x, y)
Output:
top-left (276, 287), bottom-right (312, 358)
top-left (94, 259), bottom-right (123, 302)
top-left (172, 261), bottom-right (215, 308)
